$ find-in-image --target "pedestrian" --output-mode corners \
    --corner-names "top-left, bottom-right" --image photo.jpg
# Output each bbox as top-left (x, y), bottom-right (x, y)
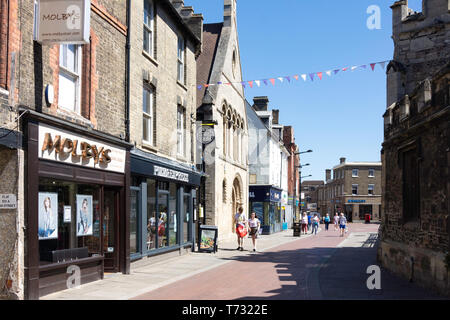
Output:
top-left (311, 213), bottom-right (320, 235)
top-left (339, 213), bottom-right (347, 237)
top-left (234, 207), bottom-right (248, 251)
top-left (301, 213), bottom-right (308, 234)
top-left (248, 212), bottom-right (261, 252)
top-left (324, 213), bottom-right (330, 231)
top-left (333, 212), bottom-right (339, 231)
top-left (307, 212), bottom-right (312, 231)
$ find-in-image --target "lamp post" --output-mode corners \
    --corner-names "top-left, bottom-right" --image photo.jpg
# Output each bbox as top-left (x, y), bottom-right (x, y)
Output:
top-left (293, 149), bottom-right (312, 220)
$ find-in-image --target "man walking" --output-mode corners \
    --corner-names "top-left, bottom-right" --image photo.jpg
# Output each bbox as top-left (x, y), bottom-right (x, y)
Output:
top-left (339, 213), bottom-right (347, 237)
top-left (307, 212), bottom-right (312, 231)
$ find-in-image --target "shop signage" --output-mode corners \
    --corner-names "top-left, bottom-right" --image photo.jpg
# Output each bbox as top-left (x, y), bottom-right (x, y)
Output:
top-left (270, 189), bottom-right (281, 202)
top-left (0, 194), bottom-right (17, 210)
top-left (38, 123), bottom-right (126, 173)
top-left (348, 199), bottom-right (366, 203)
top-left (34, 0), bottom-right (91, 44)
top-left (154, 165), bottom-right (189, 183)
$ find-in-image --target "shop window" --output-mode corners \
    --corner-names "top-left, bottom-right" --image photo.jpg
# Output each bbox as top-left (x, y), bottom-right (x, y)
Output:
top-left (183, 191), bottom-right (191, 244)
top-left (59, 44), bottom-right (82, 113)
top-left (38, 178), bottom-right (101, 265)
top-left (130, 188), bottom-right (139, 255)
top-left (143, 0), bottom-right (155, 58)
top-left (147, 179), bottom-right (157, 251)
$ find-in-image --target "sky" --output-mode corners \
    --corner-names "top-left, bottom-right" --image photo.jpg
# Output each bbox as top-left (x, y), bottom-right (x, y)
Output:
top-left (185, 0), bottom-right (423, 181)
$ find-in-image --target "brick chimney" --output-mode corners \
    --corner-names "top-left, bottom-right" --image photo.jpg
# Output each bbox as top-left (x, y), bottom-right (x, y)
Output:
top-left (340, 157), bottom-right (346, 164)
top-left (326, 169), bottom-right (331, 181)
top-left (253, 96), bottom-right (269, 111)
top-left (272, 109), bottom-right (279, 124)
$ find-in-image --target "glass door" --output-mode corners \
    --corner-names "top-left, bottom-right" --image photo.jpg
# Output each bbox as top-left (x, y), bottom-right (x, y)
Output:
top-left (103, 188), bottom-right (120, 272)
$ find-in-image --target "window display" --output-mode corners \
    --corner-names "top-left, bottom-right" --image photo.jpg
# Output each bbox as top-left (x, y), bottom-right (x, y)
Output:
top-left (38, 192), bottom-right (58, 240)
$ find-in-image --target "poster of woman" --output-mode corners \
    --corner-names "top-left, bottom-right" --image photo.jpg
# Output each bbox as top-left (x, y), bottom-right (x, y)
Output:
top-left (38, 192), bottom-right (58, 240)
top-left (76, 195), bottom-right (93, 236)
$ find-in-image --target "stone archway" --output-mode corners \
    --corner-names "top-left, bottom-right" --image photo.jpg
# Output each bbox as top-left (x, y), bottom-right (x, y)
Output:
top-left (231, 176), bottom-right (243, 234)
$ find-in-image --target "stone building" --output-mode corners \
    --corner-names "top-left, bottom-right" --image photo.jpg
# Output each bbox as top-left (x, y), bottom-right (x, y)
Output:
top-left (282, 126), bottom-right (301, 222)
top-left (317, 158), bottom-right (382, 222)
top-left (0, 0), bottom-right (132, 299)
top-left (247, 97), bottom-right (290, 234)
top-left (301, 180), bottom-right (324, 213)
top-left (379, 0), bottom-right (450, 296)
top-left (196, 0), bottom-right (248, 242)
top-left (127, 0), bottom-right (204, 265)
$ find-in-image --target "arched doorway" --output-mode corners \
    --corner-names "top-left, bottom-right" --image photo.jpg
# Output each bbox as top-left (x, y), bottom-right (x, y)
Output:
top-left (231, 176), bottom-right (242, 234)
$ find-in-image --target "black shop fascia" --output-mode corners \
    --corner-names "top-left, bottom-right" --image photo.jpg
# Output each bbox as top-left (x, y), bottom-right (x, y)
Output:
top-left (130, 148), bottom-right (203, 261)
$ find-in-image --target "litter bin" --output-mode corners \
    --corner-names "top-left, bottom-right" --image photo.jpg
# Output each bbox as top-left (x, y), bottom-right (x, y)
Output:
top-left (293, 222), bottom-right (301, 237)
top-left (364, 214), bottom-right (371, 224)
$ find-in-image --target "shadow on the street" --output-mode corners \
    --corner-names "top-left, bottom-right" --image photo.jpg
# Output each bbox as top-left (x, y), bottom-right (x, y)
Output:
top-left (215, 239), bottom-right (447, 300)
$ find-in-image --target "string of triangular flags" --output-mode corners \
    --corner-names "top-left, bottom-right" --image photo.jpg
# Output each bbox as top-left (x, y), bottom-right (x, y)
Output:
top-left (197, 60), bottom-right (390, 89)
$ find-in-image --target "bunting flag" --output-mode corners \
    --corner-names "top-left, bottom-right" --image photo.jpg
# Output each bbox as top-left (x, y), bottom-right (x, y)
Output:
top-left (196, 59), bottom-right (390, 89)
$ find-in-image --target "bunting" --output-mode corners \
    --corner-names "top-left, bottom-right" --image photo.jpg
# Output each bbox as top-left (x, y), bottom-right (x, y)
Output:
top-left (197, 60), bottom-right (390, 89)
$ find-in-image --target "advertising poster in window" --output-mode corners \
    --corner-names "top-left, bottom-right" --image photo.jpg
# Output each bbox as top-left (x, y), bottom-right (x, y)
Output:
top-left (76, 194), bottom-right (93, 236)
top-left (38, 192), bottom-right (59, 240)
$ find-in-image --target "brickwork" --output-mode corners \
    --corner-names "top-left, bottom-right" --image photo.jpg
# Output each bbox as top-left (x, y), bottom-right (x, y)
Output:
top-left (380, 0), bottom-right (450, 296)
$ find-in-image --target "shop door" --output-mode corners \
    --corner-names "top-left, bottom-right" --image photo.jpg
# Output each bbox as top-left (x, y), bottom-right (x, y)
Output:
top-left (103, 188), bottom-right (120, 272)
top-left (359, 205), bottom-right (372, 220)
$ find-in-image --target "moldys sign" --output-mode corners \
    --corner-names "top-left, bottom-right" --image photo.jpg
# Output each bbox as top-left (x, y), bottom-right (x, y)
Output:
top-left (35, 0), bottom-right (91, 44)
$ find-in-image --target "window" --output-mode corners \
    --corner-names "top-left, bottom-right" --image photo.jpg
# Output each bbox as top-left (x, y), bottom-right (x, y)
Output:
top-left (368, 184), bottom-right (374, 195)
top-left (143, 0), bottom-right (154, 57)
top-left (142, 86), bottom-right (154, 144)
top-left (352, 169), bottom-right (359, 177)
top-left (177, 34), bottom-right (185, 84)
top-left (59, 44), bottom-right (81, 112)
top-left (368, 169), bottom-right (375, 177)
top-left (222, 180), bottom-right (227, 202)
top-left (352, 184), bottom-right (358, 195)
top-left (177, 106), bottom-right (185, 156)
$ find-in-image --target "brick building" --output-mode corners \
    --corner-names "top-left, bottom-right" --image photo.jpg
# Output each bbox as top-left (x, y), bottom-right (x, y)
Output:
top-left (196, 0), bottom-right (248, 243)
top-left (301, 180), bottom-right (324, 213)
top-left (317, 158), bottom-right (382, 222)
top-left (379, 0), bottom-right (450, 296)
top-left (0, 0), bottom-right (133, 299)
top-left (282, 126), bottom-right (301, 223)
top-left (127, 0), bottom-right (204, 266)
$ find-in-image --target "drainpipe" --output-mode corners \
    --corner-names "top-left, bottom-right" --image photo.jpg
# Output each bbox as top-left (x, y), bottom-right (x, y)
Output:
top-left (125, 0), bottom-right (131, 142)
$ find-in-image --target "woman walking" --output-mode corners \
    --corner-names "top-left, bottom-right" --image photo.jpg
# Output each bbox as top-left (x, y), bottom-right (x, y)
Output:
top-left (234, 207), bottom-right (248, 251)
top-left (311, 213), bottom-right (320, 235)
top-left (301, 213), bottom-right (308, 234)
top-left (324, 213), bottom-right (330, 231)
top-left (248, 212), bottom-right (261, 252)
top-left (339, 213), bottom-right (347, 237)
top-left (333, 213), bottom-right (339, 231)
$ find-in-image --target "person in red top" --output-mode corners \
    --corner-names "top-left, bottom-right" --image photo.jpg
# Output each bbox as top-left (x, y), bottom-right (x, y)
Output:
top-left (234, 207), bottom-right (248, 251)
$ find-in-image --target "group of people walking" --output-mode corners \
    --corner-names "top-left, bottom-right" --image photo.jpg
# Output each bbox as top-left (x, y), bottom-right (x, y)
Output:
top-left (233, 208), bottom-right (350, 253)
top-left (300, 212), bottom-right (348, 237)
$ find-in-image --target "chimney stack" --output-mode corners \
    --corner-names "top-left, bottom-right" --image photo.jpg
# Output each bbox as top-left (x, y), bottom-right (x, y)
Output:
top-left (340, 157), bottom-right (346, 164)
top-left (326, 169), bottom-right (331, 181)
top-left (253, 96), bottom-right (269, 111)
top-left (272, 109), bottom-right (279, 124)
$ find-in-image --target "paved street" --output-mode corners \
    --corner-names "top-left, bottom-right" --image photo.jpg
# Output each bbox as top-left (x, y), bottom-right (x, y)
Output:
top-left (132, 224), bottom-right (446, 300)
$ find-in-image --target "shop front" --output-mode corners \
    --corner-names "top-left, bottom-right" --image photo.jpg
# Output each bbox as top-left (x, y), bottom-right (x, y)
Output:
top-left (345, 198), bottom-right (381, 221)
top-left (129, 149), bottom-right (202, 261)
top-left (249, 186), bottom-right (282, 235)
top-left (24, 111), bottom-right (132, 299)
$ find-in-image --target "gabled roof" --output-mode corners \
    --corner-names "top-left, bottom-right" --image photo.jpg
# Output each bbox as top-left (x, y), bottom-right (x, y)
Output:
top-left (196, 23), bottom-right (223, 108)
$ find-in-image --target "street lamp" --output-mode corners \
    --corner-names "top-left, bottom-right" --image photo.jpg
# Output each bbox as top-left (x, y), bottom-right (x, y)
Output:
top-left (293, 150), bottom-right (313, 222)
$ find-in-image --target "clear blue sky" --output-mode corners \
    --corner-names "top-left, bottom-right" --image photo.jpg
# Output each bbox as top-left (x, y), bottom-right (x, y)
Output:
top-left (186, 0), bottom-right (422, 181)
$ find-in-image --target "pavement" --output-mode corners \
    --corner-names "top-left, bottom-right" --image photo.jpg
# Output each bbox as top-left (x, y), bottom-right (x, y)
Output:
top-left (42, 223), bottom-right (448, 300)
